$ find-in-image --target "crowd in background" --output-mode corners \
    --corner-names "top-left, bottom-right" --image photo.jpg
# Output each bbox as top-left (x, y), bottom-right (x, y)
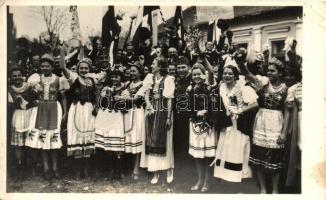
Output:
top-left (7, 19), bottom-right (302, 194)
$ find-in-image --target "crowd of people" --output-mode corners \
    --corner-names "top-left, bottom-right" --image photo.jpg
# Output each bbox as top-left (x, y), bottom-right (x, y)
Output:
top-left (7, 24), bottom-right (302, 193)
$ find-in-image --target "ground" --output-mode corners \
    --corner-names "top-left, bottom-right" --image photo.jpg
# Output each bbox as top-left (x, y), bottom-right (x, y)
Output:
top-left (7, 151), bottom-right (260, 194)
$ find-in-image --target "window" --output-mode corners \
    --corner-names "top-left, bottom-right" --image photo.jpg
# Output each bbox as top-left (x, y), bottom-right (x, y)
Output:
top-left (271, 40), bottom-right (285, 63)
top-left (236, 43), bottom-right (248, 50)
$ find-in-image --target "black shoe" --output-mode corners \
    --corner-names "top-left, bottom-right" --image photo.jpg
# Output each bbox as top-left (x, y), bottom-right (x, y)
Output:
top-left (43, 171), bottom-right (51, 182)
top-left (75, 170), bottom-right (81, 181)
top-left (83, 168), bottom-right (90, 180)
top-left (53, 171), bottom-right (60, 179)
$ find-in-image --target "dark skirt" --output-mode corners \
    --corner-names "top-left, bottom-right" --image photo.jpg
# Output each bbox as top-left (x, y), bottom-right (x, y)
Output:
top-left (145, 98), bottom-right (168, 155)
top-left (249, 144), bottom-right (285, 174)
top-left (35, 101), bottom-right (58, 130)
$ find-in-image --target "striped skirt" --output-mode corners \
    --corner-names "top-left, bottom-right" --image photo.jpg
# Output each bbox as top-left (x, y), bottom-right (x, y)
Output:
top-left (188, 122), bottom-right (216, 158)
top-left (95, 109), bottom-right (125, 152)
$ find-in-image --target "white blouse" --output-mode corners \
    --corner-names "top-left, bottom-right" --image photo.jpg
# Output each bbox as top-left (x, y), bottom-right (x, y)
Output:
top-left (142, 73), bottom-right (175, 98)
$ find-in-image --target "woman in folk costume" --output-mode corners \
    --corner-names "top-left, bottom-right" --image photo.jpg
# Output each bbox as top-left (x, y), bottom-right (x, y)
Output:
top-left (141, 57), bottom-right (175, 184)
top-left (240, 55), bottom-right (288, 193)
top-left (26, 54), bottom-right (69, 181)
top-left (62, 56), bottom-right (106, 179)
top-left (94, 65), bottom-right (126, 181)
top-left (8, 67), bottom-right (38, 181)
top-left (186, 59), bottom-right (217, 192)
top-left (212, 65), bottom-right (258, 183)
top-left (120, 61), bottom-right (146, 181)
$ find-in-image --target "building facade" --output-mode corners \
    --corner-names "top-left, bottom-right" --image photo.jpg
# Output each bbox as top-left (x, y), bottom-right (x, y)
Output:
top-left (159, 6), bottom-right (303, 62)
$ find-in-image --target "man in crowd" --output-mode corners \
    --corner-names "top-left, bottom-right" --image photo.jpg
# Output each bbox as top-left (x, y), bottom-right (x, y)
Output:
top-left (173, 56), bottom-right (192, 161)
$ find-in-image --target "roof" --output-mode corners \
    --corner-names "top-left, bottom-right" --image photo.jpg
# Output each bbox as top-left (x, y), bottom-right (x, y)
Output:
top-left (158, 6), bottom-right (301, 32)
top-left (233, 6), bottom-right (287, 18)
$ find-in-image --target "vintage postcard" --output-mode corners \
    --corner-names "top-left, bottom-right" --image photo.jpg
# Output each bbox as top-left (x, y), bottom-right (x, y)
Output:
top-left (0, 0), bottom-right (325, 200)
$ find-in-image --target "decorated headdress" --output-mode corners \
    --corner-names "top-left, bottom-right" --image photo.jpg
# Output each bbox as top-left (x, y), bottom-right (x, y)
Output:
top-left (41, 54), bottom-right (54, 66)
top-left (269, 57), bottom-right (284, 69)
top-left (77, 58), bottom-right (92, 67)
top-left (109, 64), bottom-right (124, 77)
top-left (129, 61), bottom-right (144, 75)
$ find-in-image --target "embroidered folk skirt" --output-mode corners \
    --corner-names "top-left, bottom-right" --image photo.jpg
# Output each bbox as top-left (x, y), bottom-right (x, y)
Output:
top-left (26, 101), bottom-right (63, 149)
top-left (124, 107), bottom-right (145, 154)
top-left (188, 122), bottom-right (216, 158)
top-left (95, 109), bottom-right (125, 152)
top-left (11, 108), bottom-right (32, 146)
top-left (249, 108), bottom-right (285, 173)
top-left (67, 102), bottom-right (95, 158)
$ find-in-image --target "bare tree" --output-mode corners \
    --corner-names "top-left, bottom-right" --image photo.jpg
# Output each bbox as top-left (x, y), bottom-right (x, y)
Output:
top-left (33, 6), bottom-right (70, 52)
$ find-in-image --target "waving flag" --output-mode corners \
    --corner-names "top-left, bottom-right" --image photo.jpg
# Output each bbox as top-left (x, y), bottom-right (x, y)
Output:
top-left (173, 6), bottom-right (184, 42)
top-left (102, 6), bottom-right (121, 66)
top-left (132, 6), bottom-right (160, 54)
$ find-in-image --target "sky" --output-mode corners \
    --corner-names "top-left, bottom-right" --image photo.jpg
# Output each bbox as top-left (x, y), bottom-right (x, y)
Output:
top-left (9, 6), bottom-right (178, 43)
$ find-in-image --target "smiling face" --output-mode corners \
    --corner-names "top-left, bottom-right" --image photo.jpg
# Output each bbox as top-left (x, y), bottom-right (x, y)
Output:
top-left (168, 48), bottom-right (177, 58)
top-left (110, 74), bottom-right (122, 86)
top-left (267, 64), bottom-right (282, 82)
top-left (78, 62), bottom-right (90, 77)
top-left (168, 64), bottom-right (176, 76)
top-left (40, 61), bottom-right (53, 76)
top-left (130, 66), bottom-right (141, 81)
top-left (124, 69), bottom-right (131, 80)
top-left (192, 68), bottom-right (204, 84)
top-left (11, 70), bottom-right (23, 86)
top-left (223, 67), bottom-right (236, 85)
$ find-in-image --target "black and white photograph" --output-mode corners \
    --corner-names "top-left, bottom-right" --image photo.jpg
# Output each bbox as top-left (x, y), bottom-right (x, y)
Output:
top-left (1, 1), bottom-right (325, 198)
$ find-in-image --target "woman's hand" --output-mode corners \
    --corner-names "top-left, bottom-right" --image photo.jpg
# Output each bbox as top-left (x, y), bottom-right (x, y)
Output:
top-left (228, 106), bottom-right (243, 115)
top-left (146, 103), bottom-right (155, 115)
top-left (62, 113), bottom-right (68, 123)
top-left (197, 110), bottom-right (207, 117)
top-left (165, 118), bottom-right (172, 130)
top-left (277, 133), bottom-right (287, 145)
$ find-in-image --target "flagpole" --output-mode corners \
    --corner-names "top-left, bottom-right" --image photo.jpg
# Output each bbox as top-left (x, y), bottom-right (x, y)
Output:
top-left (123, 15), bottom-right (137, 50)
top-left (152, 9), bottom-right (158, 47)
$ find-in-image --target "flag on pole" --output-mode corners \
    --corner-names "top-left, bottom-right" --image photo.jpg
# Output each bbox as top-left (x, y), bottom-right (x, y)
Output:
top-left (102, 6), bottom-right (115, 49)
top-left (132, 6), bottom-right (160, 54)
top-left (102, 6), bottom-right (121, 66)
top-left (208, 20), bottom-right (220, 44)
top-left (173, 6), bottom-right (184, 42)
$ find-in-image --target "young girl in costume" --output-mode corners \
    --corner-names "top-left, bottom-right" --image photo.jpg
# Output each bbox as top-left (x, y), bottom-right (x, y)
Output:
top-left (141, 57), bottom-right (175, 184)
top-left (26, 54), bottom-right (68, 181)
top-left (186, 59), bottom-right (216, 192)
top-left (62, 57), bottom-right (105, 179)
top-left (121, 61), bottom-right (146, 181)
top-left (94, 66), bottom-right (126, 181)
top-left (9, 67), bottom-right (37, 181)
top-left (240, 56), bottom-right (288, 193)
top-left (212, 65), bottom-right (258, 183)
